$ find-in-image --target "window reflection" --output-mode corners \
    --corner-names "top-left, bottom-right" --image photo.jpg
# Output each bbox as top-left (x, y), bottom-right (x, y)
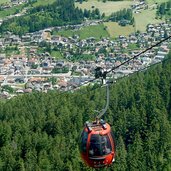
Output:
top-left (89, 134), bottom-right (112, 157)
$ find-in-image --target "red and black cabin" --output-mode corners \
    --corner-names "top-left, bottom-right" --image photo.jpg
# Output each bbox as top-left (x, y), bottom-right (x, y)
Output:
top-left (80, 119), bottom-right (116, 168)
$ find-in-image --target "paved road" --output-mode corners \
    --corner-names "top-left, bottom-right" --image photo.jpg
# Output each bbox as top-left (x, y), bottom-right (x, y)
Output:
top-left (0, 71), bottom-right (95, 85)
top-left (1, 71), bottom-right (72, 78)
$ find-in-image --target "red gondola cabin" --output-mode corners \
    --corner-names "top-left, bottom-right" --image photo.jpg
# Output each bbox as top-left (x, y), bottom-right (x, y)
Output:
top-left (80, 119), bottom-right (116, 168)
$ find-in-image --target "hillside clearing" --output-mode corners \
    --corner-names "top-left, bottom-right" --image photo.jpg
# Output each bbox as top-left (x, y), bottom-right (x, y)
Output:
top-left (75, 0), bottom-right (133, 16)
top-left (32, 0), bottom-right (56, 7)
top-left (54, 24), bottom-right (109, 40)
top-left (146, 0), bottom-right (169, 5)
top-left (0, 0), bottom-right (10, 5)
top-left (104, 22), bottom-right (135, 38)
top-left (134, 9), bottom-right (164, 32)
top-left (0, 4), bottom-right (24, 18)
top-left (51, 51), bottom-right (63, 59)
top-left (0, 0), bottom-right (56, 18)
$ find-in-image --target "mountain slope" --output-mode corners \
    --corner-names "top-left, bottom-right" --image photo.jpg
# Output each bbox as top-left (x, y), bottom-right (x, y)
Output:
top-left (0, 52), bottom-right (171, 170)
top-left (0, 0), bottom-right (84, 35)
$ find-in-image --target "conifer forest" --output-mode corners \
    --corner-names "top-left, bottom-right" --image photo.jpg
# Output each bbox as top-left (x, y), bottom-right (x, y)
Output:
top-left (0, 54), bottom-right (171, 170)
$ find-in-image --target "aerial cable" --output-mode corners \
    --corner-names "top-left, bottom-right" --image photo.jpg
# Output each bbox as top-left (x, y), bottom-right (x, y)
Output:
top-left (85, 56), bottom-right (170, 94)
top-left (71, 35), bottom-right (171, 91)
top-left (69, 35), bottom-right (171, 90)
top-left (79, 36), bottom-right (171, 169)
top-left (94, 55), bottom-right (171, 120)
top-left (69, 56), bottom-right (171, 110)
top-left (96, 83), bottom-right (109, 119)
top-left (25, 35), bottom-right (171, 105)
top-left (25, 52), bottom-right (171, 116)
top-left (105, 35), bottom-right (171, 75)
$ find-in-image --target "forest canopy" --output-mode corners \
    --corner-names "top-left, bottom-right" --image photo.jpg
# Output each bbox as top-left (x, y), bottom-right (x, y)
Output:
top-left (0, 52), bottom-right (171, 170)
top-left (0, 0), bottom-right (103, 36)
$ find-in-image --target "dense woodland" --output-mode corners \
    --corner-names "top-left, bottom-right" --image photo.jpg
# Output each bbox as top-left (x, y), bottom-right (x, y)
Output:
top-left (0, 51), bottom-right (170, 171)
top-left (0, 0), bottom-right (102, 36)
top-left (157, 1), bottom-right (171, 18)
top-left (108, 8), bottom-right (134, 26)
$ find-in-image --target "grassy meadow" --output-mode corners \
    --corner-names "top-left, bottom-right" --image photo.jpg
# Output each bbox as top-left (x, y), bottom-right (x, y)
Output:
top-left (0, 0), bottom-right (10, 4)
top-left (54, 24), bottom-right (109, 40)
top-left (0, 0), bottom-right (166, 40)
top-left (104, 22), bottom-right (135, 38)
top-left (0, 0), bottom-right (56, 18)
top-left (0, 4), bottom-right (24, 18)
top-left (75, 0), bottom-right (134, 16)
top-left (32, 0), bottom-right (56, 7)
top-left (75, 0), bottom-right (165, 37)
top-left (145, 0), bottom-right (170, 5)
top-left (134, 8), bottom-right (164, 32)
top-left (51, 51), bottom-right (63, 59)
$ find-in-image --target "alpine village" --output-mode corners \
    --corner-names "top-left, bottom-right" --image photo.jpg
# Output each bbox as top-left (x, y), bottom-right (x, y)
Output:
top-left (0, 0), bottom-right (170, 170)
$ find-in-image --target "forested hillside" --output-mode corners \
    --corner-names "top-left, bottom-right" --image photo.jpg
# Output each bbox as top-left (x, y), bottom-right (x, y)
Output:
top-left (0, 0), bottom-right (102, 36)
top-left (0, 52), bottom-right (171, 171)
top-left (157, 1), bottom-right (171, 18)
top-left (0, 0), bottom-right (83, 35)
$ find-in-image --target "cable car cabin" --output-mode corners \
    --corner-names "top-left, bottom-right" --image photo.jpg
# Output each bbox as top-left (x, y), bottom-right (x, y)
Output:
top-left (80, 120), bottom-right (116, 168)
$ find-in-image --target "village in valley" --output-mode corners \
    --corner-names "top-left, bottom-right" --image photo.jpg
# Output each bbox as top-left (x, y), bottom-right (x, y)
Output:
top-left (0, 0), bottom-right (170, 99)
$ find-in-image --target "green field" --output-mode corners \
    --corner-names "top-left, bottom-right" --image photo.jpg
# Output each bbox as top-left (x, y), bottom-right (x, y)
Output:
top-left (54, 30), bottom-right (73, 38)
top-left (0, 0), bottom-right (56, 18)
top-left (146, 0), bottom-right (169, 5)
top-left (51, 50), bottom-right (63, 59)
top-left (75, 0), bottom-right (166, 36)
top-left (0, 4), bottom-right (24, 18)
top-left (54, 24), bottom-right (109, 40)
top-left (134, 9), bottom-right (164, 32)
top-left (75, 0), bottom-right (133, 16)
top-left (0, 0), bottom-right (10, 5)
top-left (32, 0), bottom-right (56, 7)
top-left (104, 22), bottom-right (135, 38)
top-left (103, 6), bottom-right (165, 36)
